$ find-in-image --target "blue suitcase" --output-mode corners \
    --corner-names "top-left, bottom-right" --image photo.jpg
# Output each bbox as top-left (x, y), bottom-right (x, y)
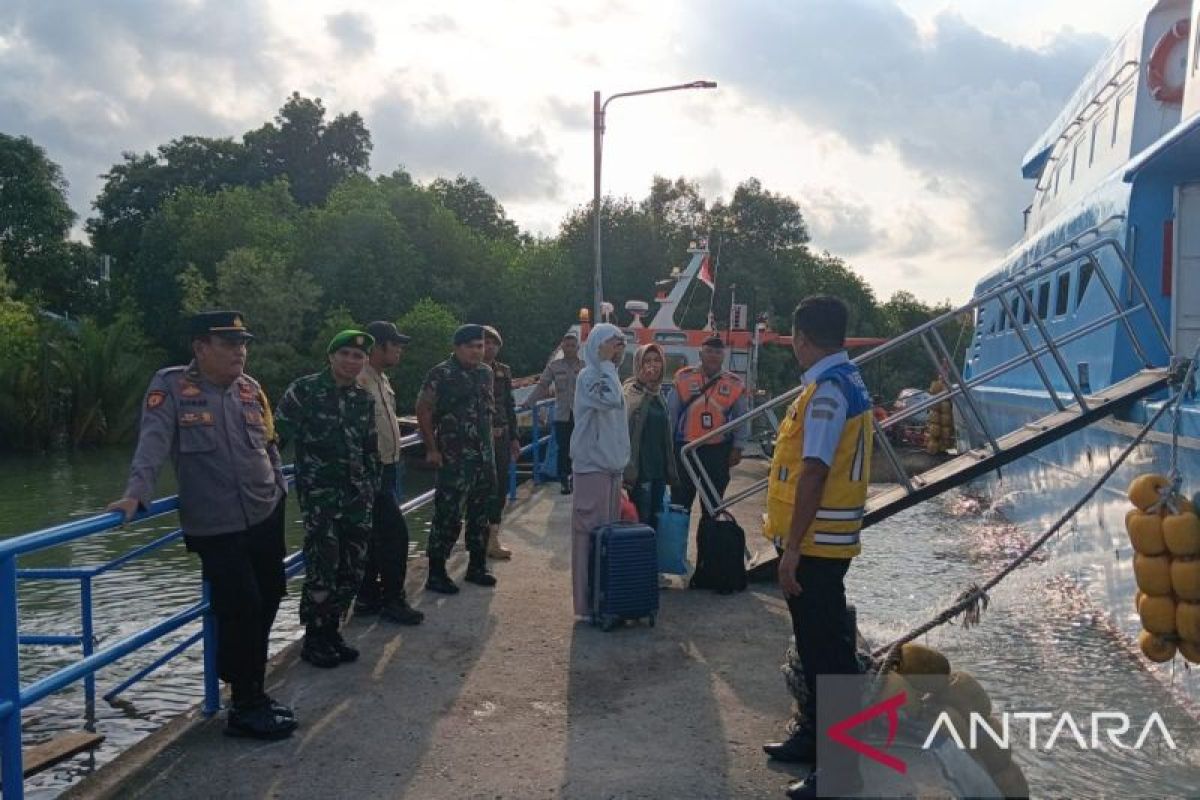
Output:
top-left (590, 522), bottom-right (659, 631)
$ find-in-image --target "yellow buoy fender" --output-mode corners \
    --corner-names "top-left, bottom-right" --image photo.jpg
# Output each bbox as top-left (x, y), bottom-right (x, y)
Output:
top-left (973, 714), bottom-right (1013, 772)
top-left (940, 671), bottom-right (992, 718)
top-left (1176, 600), bottom-right (1200, 643)
top-left (1139, 594), bottom-right (1177, 635)
top-left (1163, 511), bottom-right (1200, 556)
top-left (1170, 557), bottom-right (1200, 601)
top-left (876, 671), bottom-right (923, 713)
top-left (1138, 630), bottom-right (1177, 662)
top-left (1134, 553), bottom-right (1173, 596)
top-left (1128, 473), bottom-right (1171, 511)
top-left (1178, 639), bottom-right (1200, 665)
top-left (992, 762), bottom-right (1031, 799)
top-left (1126, 510), bottom-right (1166, 555)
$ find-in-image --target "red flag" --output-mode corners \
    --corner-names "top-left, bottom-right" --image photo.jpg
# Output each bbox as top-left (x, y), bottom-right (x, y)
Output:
top-left (698, 255), bottom-right (715, 289)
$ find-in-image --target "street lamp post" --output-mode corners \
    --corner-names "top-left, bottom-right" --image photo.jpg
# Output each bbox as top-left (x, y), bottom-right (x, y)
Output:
top-left (593, 80), bottom-right (717, 323)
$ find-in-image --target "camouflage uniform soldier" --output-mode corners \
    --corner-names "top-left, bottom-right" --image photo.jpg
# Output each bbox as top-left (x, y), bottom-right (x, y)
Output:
top-left (276, 330), bottom-right (381, 669)
top-left (417, 324), bottom-right (497, 594)
top-left (483, 325), bottom-right (520, 560)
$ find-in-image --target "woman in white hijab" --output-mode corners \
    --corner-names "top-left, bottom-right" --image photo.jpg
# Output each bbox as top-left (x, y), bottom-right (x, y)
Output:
top-left (569, 323), bottom-right (630, 621)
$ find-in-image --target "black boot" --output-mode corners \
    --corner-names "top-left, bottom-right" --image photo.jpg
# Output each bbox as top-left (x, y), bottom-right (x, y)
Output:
top-left (464, 555), bottom-right (497, 587)
top-left (380, 597), bottom-right (425, 625)
top-left (425, 560), bottom-right (460, 594)
top-left (763, 731), bottom-right (816, 763)
top-left (327, 622), bottom-right (359, 663)
top-left (300, 623), bottom-right (340, 669)
top-left (227, 682), bottom-right (297, 740)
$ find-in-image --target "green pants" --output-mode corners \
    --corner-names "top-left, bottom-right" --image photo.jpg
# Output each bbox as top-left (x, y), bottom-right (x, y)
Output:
top-left (428, 460), bottom-right (495, 563)
top-left (299, 510), bottom-right (371, 625)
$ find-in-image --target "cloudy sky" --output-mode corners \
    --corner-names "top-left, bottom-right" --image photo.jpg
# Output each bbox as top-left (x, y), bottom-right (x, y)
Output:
top-left (0, 1), bottom-right (1148, 303)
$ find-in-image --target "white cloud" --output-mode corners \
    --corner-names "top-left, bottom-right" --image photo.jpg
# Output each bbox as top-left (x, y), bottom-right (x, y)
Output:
top-left (0, 0), bottom-right (1146, 304)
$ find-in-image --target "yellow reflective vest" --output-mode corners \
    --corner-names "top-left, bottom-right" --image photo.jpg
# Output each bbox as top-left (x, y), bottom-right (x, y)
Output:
top-left (764, 363), bottom-right (872, 559)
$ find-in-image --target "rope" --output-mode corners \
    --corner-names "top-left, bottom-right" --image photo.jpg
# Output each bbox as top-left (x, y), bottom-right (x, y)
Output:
top-left (871, 362), bottom-right (1190, 663)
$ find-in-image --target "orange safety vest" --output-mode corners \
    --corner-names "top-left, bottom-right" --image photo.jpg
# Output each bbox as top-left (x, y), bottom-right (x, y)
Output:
top-left (673, 366), bottom-right (745, 443)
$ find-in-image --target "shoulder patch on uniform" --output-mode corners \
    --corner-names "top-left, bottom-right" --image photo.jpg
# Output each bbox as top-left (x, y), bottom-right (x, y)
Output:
top-left (146, 390), bottom-right (166, 409)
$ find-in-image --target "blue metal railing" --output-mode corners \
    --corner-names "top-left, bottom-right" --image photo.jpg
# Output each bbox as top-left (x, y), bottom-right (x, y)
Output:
top-left (0, 399), bottom-right (555, 799)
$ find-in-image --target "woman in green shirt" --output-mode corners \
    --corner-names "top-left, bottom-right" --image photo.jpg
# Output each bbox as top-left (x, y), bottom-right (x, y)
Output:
top-left (623, 344), bottom-right (678, 528)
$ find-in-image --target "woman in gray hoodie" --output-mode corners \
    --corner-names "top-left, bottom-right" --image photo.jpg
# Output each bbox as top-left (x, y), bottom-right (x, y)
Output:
top-left (569, 323), bottom-right (630, 620)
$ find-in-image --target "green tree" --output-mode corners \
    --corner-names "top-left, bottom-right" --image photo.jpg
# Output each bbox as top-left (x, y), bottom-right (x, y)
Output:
top-left (429, 175), bottom-right (520, 243)
top-left (63, 312), bottom-right (163, 447)
top-left (0, 134), bottom-right (100, 311)
top-left (244, 92), bottom-right (372, 207)
top-left (392, 299), bottom-right (461, 413)
top-left (179, 247), bottom-right (321, 399)
top-left (89, 93), bottom-right (371, 271)
top-left (129, 181), bottom-right (300, 352)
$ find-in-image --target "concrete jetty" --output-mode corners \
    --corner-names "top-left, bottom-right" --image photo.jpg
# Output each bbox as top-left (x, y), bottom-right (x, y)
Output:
top-left (69, 461), bottom-right (998, 799)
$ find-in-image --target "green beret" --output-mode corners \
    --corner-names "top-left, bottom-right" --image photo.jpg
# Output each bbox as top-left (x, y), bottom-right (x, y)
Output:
top-left (327, 329), bottom-right (374, 354)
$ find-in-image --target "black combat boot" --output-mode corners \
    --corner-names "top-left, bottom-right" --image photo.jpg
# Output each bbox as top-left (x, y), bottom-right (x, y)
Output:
top-left (300, 623), bottom-right (340, 669)
top-left (464, 554), bottom-right (497, 587)
top-left (763, 730), bottom-right (816, 763)
top-left (353, 598), bottom-right (382, 616)
top-left (226, 682), bottom-right (297, 740)
top-left (425, 559), bottom-right (460, 594)
top-left (327, 622), bottom-right (360, 663)
top-left (380, 596), bottom-right (425, 625)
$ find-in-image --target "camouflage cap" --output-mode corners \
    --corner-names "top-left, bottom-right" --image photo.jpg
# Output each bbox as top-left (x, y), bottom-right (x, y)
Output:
top-left (327, 329), bottom-right (374, 354)
top-left (453, 324), bottom-right (486, 346)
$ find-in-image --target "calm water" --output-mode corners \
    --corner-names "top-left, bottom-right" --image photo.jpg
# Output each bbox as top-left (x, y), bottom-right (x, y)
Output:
top-left (3, 450), bottom-right (1199, 797)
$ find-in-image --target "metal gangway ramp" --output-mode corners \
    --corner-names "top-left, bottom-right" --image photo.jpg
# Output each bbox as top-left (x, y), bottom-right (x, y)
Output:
top-left (683, 218), bottom-right (1177, 529)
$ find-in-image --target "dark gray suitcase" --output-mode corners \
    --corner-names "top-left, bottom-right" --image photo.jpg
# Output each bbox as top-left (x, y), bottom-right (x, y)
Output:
top-left (590, 522), bottom-right (659, 631)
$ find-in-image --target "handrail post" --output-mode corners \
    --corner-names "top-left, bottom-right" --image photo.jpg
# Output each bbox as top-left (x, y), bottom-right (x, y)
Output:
top-left (0, 555), bottom-right (25, 799)
top-left (508, 449), bottom-right (518, 502)
top-left (80, 576), bottom-right (95, 725)
top-left (530, 405), bottom-right (541, 484)
top-left (200, 581), bottom-right (220, 716)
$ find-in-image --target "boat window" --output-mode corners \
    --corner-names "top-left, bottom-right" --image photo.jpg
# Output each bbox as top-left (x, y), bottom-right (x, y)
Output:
top-left (1021, 290), bottom-right (1033, 324)
top-left (1010, 296), bottom-right (1021, 328)
top-left (1036, 281), bottom-right (1050, 319)
top-left (1070, 138), bottom-right (1084, 183)
top-left (1055, 271), bottom-right (1071, 315)
top-left (1077, 262), bottom-right (1095, 306)
top-left (1090, 111), bottom-right (1109, 165)
top-left (663, 354), bottom-right (689, 380)
top-left (1113, 88), bottom-right (1134, 149)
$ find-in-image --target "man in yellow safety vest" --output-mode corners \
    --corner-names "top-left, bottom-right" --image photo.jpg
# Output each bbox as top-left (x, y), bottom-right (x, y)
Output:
top-left (762, 296), bottom-right (872, 799)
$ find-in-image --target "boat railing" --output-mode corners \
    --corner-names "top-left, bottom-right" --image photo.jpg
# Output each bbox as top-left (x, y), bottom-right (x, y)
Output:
top-left (684, 230), bottom-right (1173, 514)
top-left (0, 399), bottom-right (555, 799)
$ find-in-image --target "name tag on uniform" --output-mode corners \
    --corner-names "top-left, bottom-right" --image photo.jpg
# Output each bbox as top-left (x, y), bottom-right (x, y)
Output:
top-left (179, 411), bottom-right (214, 427)
top-left (701, 412), bottom-right (714, 429)
top-left (179, 382), bottom-right (201, 398)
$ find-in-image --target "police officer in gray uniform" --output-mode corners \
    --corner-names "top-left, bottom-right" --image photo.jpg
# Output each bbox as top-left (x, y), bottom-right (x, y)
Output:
top-left (107, 311), bottom-right (297, 740)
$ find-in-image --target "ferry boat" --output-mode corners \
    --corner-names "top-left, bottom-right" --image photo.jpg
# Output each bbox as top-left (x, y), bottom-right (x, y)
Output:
top-left (962, 0), bottom-right (1200, 703)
